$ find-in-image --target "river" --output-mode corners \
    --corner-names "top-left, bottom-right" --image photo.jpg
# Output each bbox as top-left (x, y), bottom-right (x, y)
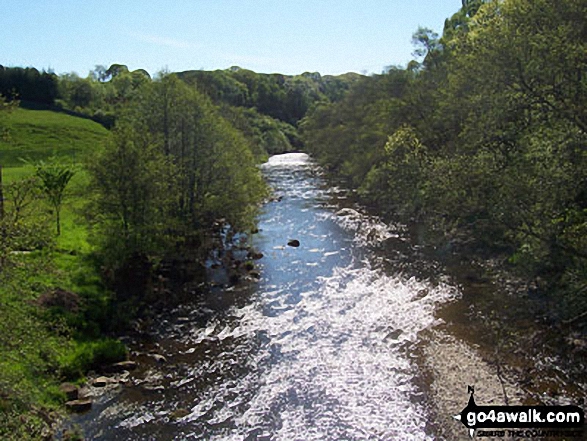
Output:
top-left (66, 153), bottom-right (572, 440)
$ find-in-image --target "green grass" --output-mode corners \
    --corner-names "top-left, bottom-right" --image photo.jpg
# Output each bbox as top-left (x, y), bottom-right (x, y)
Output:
top-left (1, 108), bottom-right (109, 167)
top-left (1, 107), bottom-right (108, 252)
top-left (0, 109), bottom-right (118, 439)
top-left (2, 164), bottom-right (36, 181)
top-left (3, 165), bottom-right (94, 252)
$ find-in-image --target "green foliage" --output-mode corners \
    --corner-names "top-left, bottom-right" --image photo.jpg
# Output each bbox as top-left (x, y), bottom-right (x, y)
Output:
top-left (301, 68), bottom-right (412, 186)
top-left (87, 123), bottom-right (175, 264)
top-left (0, 66), bottom-right (59, 106)
top-left (34, 159), bottom-right (76, 235)
top-left (0, 263), bottom-right (71, 439)
top-left (0, 106), bottom-right (128, 437)
top-left (57, 63), bottom-right (153, 129)
top-left (58, 339), bottom-right (127, 380)
top-left (360, 125), bottom-right (428, 217)
top-left (302, 0), bottom-right (587, 324)
top-left (88, 73), bottom-right (266, 271)
top-left (177, 68), bottom-right (361, 129)
top-left (221, 105), bottom-right (297, 157)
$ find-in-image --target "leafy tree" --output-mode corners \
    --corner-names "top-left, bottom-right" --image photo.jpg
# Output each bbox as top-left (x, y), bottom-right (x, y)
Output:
top-left (360, 125), bottom-right (428, 217)
top-left (301, 0), bottom-right (587, 323)
top-left (0, 67), bottom-right (58, 105)
top-left (411, 27), bottom-right (441, 68)
top-left (89, 73), bottom-right (266, 269)
top-left (87, 124), bottom-right (174, 263)
top-left (34, 160), bottom-right (76, 235)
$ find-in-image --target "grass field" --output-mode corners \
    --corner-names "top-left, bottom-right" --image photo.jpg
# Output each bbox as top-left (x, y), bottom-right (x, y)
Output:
top-left (0, 108), bottom-right (117, 439)
top-left (1, 108), bottom-right (109, 167)
top-left (2, 108), bottom-right (109, 254)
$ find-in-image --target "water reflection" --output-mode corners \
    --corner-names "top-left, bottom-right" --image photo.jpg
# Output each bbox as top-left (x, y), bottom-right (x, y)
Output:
top-left (69, 153), bottom-right (458, 440)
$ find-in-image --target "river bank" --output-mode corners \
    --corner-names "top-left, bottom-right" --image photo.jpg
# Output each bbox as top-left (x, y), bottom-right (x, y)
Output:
top-left (313, 157), bottom-right (587, 439)
top-left (63, 153), bottom-right (585, 440)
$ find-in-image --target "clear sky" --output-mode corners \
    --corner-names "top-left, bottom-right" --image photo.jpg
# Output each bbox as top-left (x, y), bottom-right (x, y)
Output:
top-left (1, 0), bottom-right (462, 77)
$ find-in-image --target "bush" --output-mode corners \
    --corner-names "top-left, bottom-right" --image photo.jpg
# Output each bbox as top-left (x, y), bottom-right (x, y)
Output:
top-left (58, 339), bottom-right (127, 379)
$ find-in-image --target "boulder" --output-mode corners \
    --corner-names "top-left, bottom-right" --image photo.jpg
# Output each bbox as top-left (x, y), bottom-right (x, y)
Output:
top-left (385, 329), bottom-right (403, 341)
top-left (65, 398), bottom-right (92, 413)
top-left (247, 251), bottom-right (264, 260)
top-left (104, 360), bottom-right (137, 373)
top-left (287, 239), bottom-right (300, 247)
top-left (92, 376), bottom-right (114, 387)
top-left (59, 383), bottom-right (79, 401)
top-left (150, 354), bottom-right (168, 364)
top-left (170, 408), bottom-right (190, 420)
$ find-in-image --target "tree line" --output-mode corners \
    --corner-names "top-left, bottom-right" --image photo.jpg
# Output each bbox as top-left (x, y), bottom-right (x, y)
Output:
top-left (0, 66), bottom-right (58, 106)
top-left (301, 0), bottom-right (587, 324)
top-left (0, 63), bottom-right (361, 154)
top-left (88, 74), bottom-right (267, 271)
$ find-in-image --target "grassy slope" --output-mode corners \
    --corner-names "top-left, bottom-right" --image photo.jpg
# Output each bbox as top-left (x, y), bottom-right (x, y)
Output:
top-left (1, 108), bottom-right (109, 168)
top-left (0, 109), bottom-right (117, 439)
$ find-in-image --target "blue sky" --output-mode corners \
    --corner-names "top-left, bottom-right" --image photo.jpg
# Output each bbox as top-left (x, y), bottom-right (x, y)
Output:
top-left (1, 0), bottom-right (462, 76)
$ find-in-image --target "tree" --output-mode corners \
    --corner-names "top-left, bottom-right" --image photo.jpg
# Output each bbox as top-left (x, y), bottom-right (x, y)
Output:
top-left (87, 123), bottom-right (175, 263)
top-left (411, 27), bottom-right (442, 69)
top-left (35, 160), bottom-right (75, 235)
top-left (88, 73), bottom-right (266, 268)
top-left (130, 73), bottom-right (265, 230)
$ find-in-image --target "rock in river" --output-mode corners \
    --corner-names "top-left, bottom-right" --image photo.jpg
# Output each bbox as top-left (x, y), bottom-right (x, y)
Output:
top-left (65, 398), bottom-right (92, 413)
top-left (60, 383), bottom-right (79, 401)
top-left (104, 360), bottom-right (137, 373)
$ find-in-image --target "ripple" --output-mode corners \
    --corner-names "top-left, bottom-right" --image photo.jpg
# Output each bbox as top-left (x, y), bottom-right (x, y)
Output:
top-left (69, 152), bottom-right (460, 440)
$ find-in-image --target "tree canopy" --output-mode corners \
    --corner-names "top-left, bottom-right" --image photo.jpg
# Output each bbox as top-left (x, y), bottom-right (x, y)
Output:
top-left (301, 0), bottom-right (587, 323)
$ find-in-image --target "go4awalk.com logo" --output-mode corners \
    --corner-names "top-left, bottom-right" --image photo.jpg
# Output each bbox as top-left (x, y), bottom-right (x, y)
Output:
top-left (453, 386), bottom-right (585, 438)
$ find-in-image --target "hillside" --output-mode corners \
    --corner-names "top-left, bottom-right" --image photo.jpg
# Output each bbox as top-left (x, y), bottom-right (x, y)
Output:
top-left (1, 108), bottom-right (109, 168)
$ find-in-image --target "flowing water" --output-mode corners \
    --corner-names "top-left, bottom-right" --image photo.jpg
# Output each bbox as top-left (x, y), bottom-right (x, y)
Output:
top-left (68, 153), bottom-right (470, 440)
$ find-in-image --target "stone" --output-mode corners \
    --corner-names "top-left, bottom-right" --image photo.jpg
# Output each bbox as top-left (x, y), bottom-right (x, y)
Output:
top-left (170, 408), bottom-right (190, 420)
top-left (287, 239), bottom-right (300, 247)
top-left (385, 329), bottom-right (403, 341)
top-left (65, 398), bottom-right (92, 413)
top-left (104, 360), bottom-right (137, 373)
top-left (247, 251), bottom-right (263, 260)
top-left (151, 354), bottom-right (168, 364)
top-left (59, 383), bottom-right (79, 401)
top-left (92, 376), bottom-right (113, 387)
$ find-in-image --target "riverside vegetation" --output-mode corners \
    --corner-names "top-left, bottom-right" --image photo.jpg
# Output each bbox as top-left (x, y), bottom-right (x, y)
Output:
top-left (1, 0), bottom-right (586, 438)
top-left (0, 65), bottom-right (357, 438)
top-left (301, 0), bottom-right (587, 400)
top-left (302, 0), bottom-right (587, 326)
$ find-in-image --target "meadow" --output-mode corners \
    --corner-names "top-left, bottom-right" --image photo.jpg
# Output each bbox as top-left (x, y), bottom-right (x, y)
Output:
top-left (0, 108), bottom-right (124, 439)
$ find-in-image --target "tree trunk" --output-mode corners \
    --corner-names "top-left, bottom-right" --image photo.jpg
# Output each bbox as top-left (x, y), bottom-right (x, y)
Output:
top-left (0, 164), bottom-right (4, 220)
top-left (56, 207), bottom-right (61, 236)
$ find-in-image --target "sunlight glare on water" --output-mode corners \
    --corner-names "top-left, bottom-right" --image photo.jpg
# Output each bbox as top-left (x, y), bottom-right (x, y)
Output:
top-left (68, 152), bottom-right (459, 441)
top-left (179, 153), bottom-right (458, 440)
